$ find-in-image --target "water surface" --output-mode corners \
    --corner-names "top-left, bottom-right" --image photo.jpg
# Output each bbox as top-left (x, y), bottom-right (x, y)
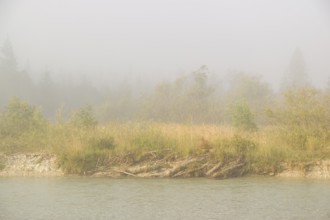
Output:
top-left (1, 177), bottom-right (330, 219)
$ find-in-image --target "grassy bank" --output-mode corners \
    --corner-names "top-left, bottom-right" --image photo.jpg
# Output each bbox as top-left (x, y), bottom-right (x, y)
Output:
top-left (0, 89), bottom-right (329, 176)
top-left (1, 121), bottom-right (329, 175)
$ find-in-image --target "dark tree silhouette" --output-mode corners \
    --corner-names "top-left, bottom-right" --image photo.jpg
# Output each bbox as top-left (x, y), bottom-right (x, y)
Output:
top-left (281, 48), bottom-right (309, 90)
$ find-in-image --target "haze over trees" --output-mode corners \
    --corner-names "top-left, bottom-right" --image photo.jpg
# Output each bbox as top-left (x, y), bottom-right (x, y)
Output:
top-left (281, 48), bottom-right (310, 91)
top-left (0, 40), bottom-right (328, 130)
top-left (0, 35), bottom-right (329, 176)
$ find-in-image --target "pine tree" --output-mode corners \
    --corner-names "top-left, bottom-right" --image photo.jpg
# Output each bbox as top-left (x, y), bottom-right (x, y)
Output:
top-left (281, 48), bottom-right (309, 90)
top-left (0, 39), bottom-right (33, 106)
top-left (0, 39), bottom-right (17, 74)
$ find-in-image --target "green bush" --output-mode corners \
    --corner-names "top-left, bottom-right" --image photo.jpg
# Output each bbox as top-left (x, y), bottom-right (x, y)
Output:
top-left (0, 97), bottom-right (47, 137)
top-left (59, 148), bottom-right (106, 174)
top-left (58, 133), bottom-right (115, 174)
top-left (69, 104), bottom-right (98, 129)
top-left (229, 101), bottom-right (257, 131)
top-left (267, 87), bottom-right (329, 150)
top-left (213, 135), bottom-right (257, 161)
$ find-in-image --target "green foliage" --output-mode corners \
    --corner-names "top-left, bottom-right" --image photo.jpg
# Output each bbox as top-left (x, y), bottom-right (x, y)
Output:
top-left (213, 135), bottom-right (257, 161)
top-left (0, 88), bottom-right (329, 175)
top-left (58, 133), bottom-right (115, 174)
top-left (225, 73), bottom-right (272, 124)
top-left (267, 87), bottom-right (329, 150)
top-left (59, 148), bottom-right (108, 175)
top-left (0, 97), bottom-right (47, 137)
top-left (69, 104), bottom-right (98, 129)
top-left (230, 101), bottom-right (257, 131)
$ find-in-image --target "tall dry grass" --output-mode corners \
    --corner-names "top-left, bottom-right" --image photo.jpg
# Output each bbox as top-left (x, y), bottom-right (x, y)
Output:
top-left (1, 121), bottom-right (329, 174)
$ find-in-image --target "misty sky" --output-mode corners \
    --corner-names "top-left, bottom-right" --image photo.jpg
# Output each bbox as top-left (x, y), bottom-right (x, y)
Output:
top-left (1, 0), bottom-right (329, 88)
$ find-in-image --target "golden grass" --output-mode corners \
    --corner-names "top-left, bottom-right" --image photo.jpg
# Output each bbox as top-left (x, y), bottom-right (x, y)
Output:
top-left (1, 121), bottom-right (329, 174)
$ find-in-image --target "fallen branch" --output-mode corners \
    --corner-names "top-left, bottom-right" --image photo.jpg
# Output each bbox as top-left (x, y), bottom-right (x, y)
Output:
top-left (212, 163), bottom-right (244, 178)
top-left (206, 162), bottom-right (223, 176)
top-left (174, 163), bottom-right (209, 177)
top-left (168, 158), bottom-right (197, 177)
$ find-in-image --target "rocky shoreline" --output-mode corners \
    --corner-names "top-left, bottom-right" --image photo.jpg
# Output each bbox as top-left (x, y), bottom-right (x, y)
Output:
top-left (277, 160), bottom-right (330, 179)
top-left (1, 153), bottom-right (330, 179)
top-left (0, 153), bottom-right (63, 176)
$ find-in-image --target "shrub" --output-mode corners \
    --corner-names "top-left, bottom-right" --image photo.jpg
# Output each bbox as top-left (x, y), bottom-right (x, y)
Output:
top-left (229, 101), bottom-right (257, 131)
top-left (69, 104), bottom-right (98, 129)
top-left (57, 132), bottom-right (115, 174)
top-left (0, 97), bottom-right (47, 137)
top-left (213, 135), bottom-right (257, 161)
top-left (59, 148), bottom-right (107, 174)
top-left (267, 87), bottom-right (329, 150)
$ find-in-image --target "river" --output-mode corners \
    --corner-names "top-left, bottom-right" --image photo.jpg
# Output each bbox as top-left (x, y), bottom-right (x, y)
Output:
top-left (1, 177), bottom-right (330, 220)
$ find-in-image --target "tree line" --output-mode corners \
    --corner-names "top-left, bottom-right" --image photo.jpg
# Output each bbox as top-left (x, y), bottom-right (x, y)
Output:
top-left (1, 40), bottom-right (329, 130)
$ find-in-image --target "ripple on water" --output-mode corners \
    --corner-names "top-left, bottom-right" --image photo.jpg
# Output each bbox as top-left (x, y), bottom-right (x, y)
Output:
top-left (1, 177), bottom-right (330, 220)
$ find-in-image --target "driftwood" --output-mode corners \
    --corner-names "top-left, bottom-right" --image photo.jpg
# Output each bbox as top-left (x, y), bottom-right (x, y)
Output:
top-left (206, 162), bottom-right (223, 176)
top-left (173, 162), bottom-right (209, 177)
top-left (128, 163), bottom-right (163, 174)
top-left (113, 169), bottom-right (137, 177)
top-left (212, 163), bottom-right (244, 178)
top-left (173, 170), bottom-right (186, 177)
top-left (90, 154), bottom-right (246, 178)
top-left (168, 158), bottom-right (201, 177)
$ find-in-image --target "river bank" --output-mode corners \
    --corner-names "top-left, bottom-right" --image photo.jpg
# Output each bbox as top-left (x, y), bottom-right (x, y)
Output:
top-left (0, 153), bottom-right (63, 176)
top-left (1, 153), bottom-right (330, 179)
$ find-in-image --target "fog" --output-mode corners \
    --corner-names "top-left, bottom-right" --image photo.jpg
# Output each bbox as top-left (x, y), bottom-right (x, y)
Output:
top-left (1, 0), bottom-right (329, 86)
top-left (0, 0), bottom-right (329, 121)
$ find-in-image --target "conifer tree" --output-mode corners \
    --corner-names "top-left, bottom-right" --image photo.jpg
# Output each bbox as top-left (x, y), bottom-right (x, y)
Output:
top-left (281, 48), bottom-right (309, 90)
